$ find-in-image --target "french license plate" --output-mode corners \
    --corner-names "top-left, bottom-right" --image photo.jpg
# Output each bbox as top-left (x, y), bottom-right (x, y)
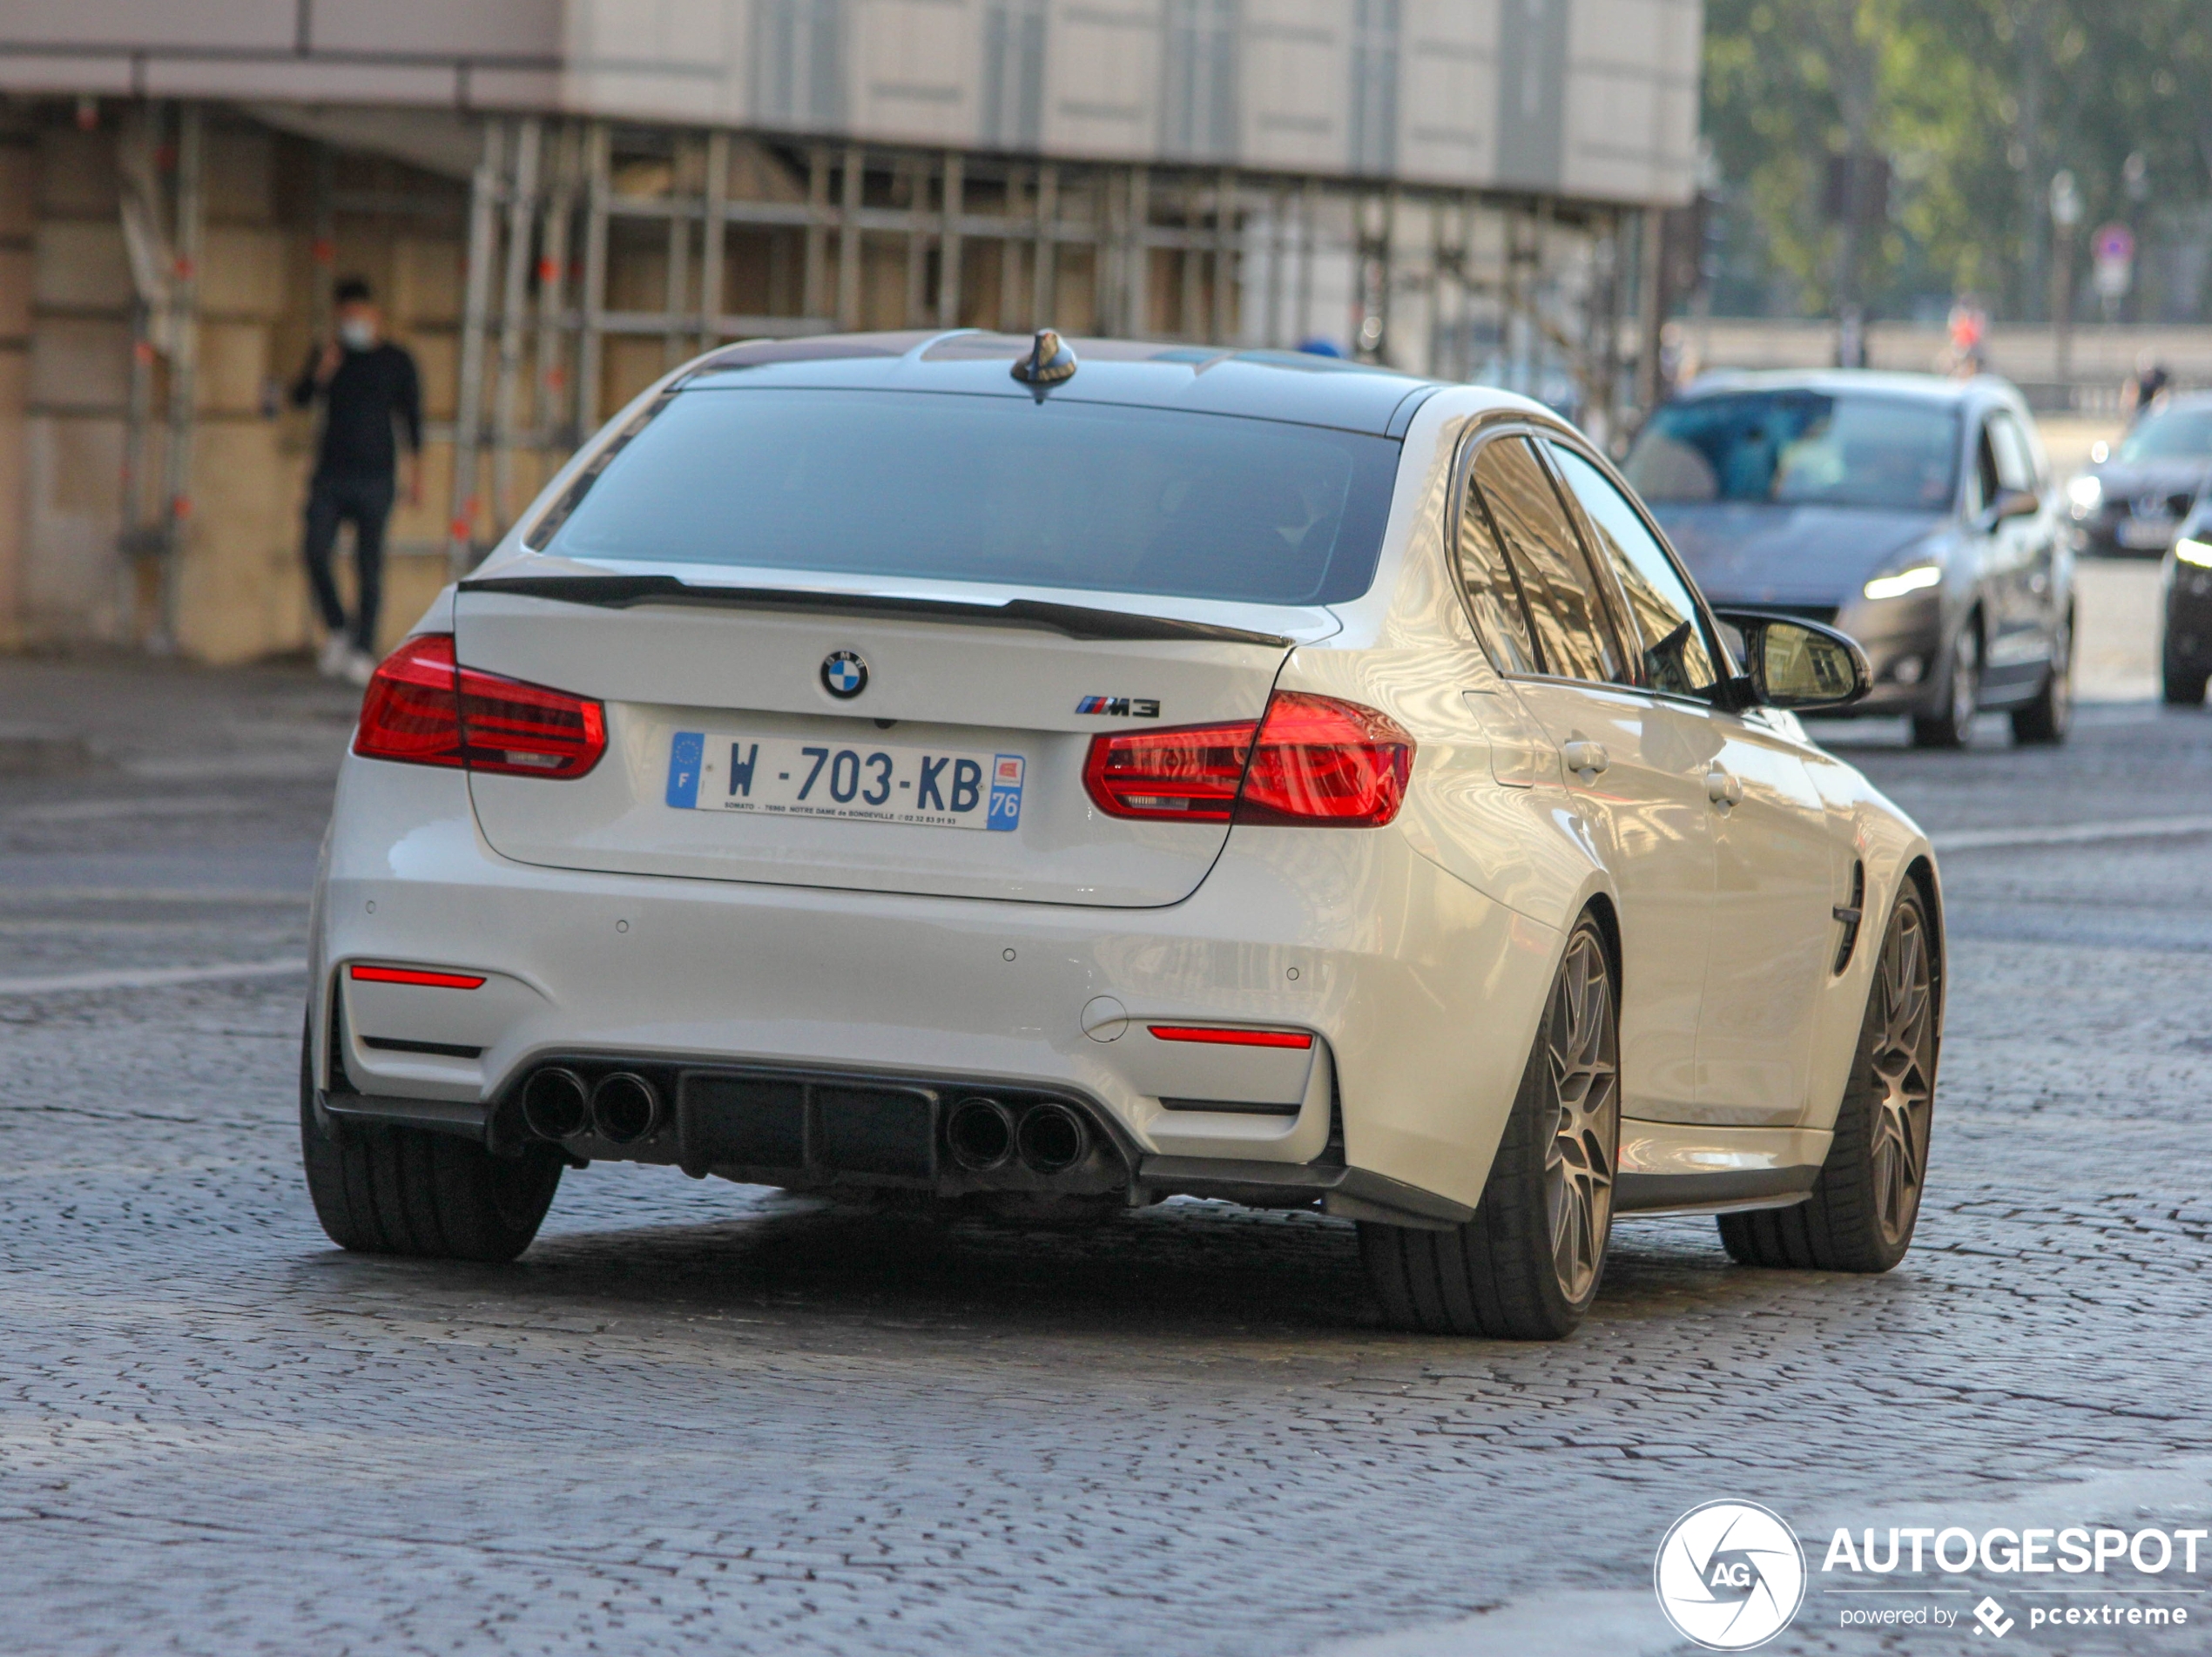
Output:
top-left (2119, 517), bottom-right (2175, 549)
top-left (664, 731), bottom-right (1023, 832)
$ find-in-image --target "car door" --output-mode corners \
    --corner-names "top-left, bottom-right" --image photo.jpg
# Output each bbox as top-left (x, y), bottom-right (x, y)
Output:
top-left (1460, 432), bottom-right (1714, 1121)
top-left (1545, 440), bottom-right (1750, 1127)
top-left (1698, 698), bottom-right (1847, 1124)
top-left (1958, 414), bottom-right (2012, 691)
top-left (1986, 408), bottom-right (2058, 695)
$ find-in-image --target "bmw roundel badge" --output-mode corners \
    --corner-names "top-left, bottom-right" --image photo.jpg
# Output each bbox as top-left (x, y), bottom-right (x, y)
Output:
top-left (820, 650), bottom-right (868, 699)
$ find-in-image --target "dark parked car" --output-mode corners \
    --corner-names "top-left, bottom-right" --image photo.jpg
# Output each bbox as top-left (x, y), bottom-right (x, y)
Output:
top-left (2163, 502), bottom-right (2212, 705)
top-left (2068, 393), bottom-right (2212, 557)
top-left (1625, 371), bottom-right (2073, 749)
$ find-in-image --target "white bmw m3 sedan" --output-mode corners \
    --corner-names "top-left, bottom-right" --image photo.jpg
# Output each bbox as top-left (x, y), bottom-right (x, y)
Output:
top-left (304, 329), bottom-right (1944, 1341)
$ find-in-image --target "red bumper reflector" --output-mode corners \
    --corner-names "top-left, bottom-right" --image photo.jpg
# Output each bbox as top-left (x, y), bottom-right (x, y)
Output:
top-left (1147, 1025), bottom-right (1314, 1049)
top-left (348, 964), bottom-right (487, 990)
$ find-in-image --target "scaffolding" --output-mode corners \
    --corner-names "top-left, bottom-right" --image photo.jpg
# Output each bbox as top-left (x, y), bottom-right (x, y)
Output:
top-left (432, 117), bottom-right (1653, 575)
top-left (98, 104), bottom-right (1658, 646)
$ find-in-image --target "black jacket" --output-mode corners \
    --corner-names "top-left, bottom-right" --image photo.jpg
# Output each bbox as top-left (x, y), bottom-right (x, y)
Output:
top-left (291, 342), bottom-right (422, 482)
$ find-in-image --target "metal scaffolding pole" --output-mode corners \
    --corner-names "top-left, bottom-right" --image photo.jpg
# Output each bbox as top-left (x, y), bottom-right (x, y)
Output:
top-left (154, 101), bottom-right (203, 653)
top-left (837, 145), bottom-right (863, 329)
top-left (1212, 169), bottom-right (1235, 343)
top-left (1126, 167), bottom-right (1150, 338)
top-left (904, 156), bottom-right (928, 327)
top-left (577, 121), bottom-right (610, 441)
top-left (805, 147), bottom-right (829, 320)
top-left (999, 170), bottom-right (1024, 332)
top-left (1296, 178), bottom-right (1316, 346)
top-left (493, 116), bottom-right (541, 534)
top-left (536, 122), bottom-right (575, 446)
top-left (448, 120), bottom-right (503, 576)
top-left (700, 130), bottom-right (728, 349)
top-left (664, 136), bottom-right (691, 367)
top-left (1031, 163), bottom-right (1057, 326)
top-left (937, 151), bottom-right (963, 327)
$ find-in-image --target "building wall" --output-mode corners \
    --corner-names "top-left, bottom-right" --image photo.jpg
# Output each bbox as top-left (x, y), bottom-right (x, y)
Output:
top-left (1, 0), bottom-right (1700, 205)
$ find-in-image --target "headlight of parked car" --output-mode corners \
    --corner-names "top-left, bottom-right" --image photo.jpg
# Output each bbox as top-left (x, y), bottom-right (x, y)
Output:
top-left (1863, 564), bottom-right (1944, 601)
top-left (2067, 474), bottom-right (2102, 515)
top-left (2178, 535), bottom-right (2212, 569)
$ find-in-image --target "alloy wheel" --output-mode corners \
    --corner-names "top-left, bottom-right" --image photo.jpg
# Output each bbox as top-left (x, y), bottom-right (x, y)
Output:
top-left (1867, 903), bottom-right (1936, 1247)
top-left (1543, 929), bottom-right (1619, 1303)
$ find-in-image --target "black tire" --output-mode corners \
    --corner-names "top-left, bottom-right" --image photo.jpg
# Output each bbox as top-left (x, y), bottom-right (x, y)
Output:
top-left (300, 1018), bottom-right (562, 1263)
top-left (2163, 652), bottom-right (2209, 707)
top-left (1911, 622), bottom-right (1980, 750)
top-left (1359, 917), bottom-right (1618, 1341)
top-left (2010, 607), bottom-right (2073, 744)
top-left (1718, 888), bottom-right (1938, 1273)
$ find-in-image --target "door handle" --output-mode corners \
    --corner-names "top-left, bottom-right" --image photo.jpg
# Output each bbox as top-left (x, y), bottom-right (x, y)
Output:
top-left (1706, 766), bottom-right (1743, 806)
top-left (1563, 739), bottom-right (1609, 776)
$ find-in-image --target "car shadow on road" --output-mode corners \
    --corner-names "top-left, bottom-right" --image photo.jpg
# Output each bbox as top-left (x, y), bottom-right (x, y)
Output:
top-left (285, 1189), bottom-right (1860, 1357)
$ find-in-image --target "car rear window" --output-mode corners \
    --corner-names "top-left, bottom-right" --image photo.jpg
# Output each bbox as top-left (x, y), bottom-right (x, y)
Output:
top-left (536, 387), bottom-right (1401, 606)
top-left (1626, 390), bottom-right (1959, 512)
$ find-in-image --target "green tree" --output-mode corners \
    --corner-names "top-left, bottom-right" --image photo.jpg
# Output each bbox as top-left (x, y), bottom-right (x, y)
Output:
top-left (1702, 0), bottom-right (2212, 321)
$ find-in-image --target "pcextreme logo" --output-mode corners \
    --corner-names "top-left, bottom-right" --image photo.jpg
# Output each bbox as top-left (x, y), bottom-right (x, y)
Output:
top-left (1654, 1501), bottom-right (1809, 1650)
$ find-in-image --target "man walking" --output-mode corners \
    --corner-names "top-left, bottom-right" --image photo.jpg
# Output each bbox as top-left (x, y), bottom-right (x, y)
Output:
top-left (292, 278), bottom-right (421, 684)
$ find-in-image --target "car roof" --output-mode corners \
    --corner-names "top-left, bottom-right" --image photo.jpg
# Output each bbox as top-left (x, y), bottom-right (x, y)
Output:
top-left (1671, 367), bottom-right (2007, 408)
top-left (2140, 389), bottom-right (2212, 414)
top-left (679, 330), bottom-right (1447, 436)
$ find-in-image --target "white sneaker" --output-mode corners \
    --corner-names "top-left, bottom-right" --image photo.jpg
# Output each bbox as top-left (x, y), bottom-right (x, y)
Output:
top-left (317, 635), bottom-right (353, 679)
top-left (343, 649), bottom-right (377, 688)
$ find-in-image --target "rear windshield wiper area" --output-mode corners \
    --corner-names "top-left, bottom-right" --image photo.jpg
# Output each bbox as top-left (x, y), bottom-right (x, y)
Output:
top-left (457, 573), bottom-right (1298, 649)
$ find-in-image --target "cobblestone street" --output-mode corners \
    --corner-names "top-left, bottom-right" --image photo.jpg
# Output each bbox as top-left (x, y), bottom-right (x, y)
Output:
top-left (3, 562), bottom-right (2209, 1655)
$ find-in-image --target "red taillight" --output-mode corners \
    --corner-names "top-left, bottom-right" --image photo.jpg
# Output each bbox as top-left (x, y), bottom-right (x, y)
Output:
top-left (1081, 717), bottom-right (1258, 822)
top-left (1234, 691), bottom-right (1413, 827)
top-left (354, 634), bottom-right (467, 768)
top-left (348, 963), bottom-right (487, 989)
top-left (354, 634), bottom-right (606, 780)
top-left (1148, 1025), bottom-right (1314, 1048)
top-left (1082, 691), bottom-right (1412, 828)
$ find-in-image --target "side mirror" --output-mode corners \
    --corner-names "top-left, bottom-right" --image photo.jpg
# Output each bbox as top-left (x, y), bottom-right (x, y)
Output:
top-left (1710, 609), bottom-right (1871, 711)
top-left (1985, 488), bottom-right (2040, 528)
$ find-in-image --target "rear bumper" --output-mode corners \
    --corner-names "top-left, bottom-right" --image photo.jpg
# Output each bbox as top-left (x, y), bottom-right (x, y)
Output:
top-left (314, 756), bottom-right (1555, 1218)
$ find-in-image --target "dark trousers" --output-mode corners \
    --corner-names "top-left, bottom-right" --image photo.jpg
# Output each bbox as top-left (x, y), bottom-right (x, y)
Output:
top-left (302, 473), bottom-right (395, 653)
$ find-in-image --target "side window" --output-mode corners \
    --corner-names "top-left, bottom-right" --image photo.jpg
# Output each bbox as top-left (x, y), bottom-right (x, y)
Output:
top-left (1469, 436), bottom-right (1622, 684)
top-left (1550, 443), bottom-right (1721, 698)
top-left (1455, 455), bottom-right (1541, 675)
top-left (1987, 413), bottom-right (2034, 495)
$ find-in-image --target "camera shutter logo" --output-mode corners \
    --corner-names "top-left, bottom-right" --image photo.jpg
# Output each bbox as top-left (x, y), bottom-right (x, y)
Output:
top-left (1653, 1500), bottom-right (1807, 1650)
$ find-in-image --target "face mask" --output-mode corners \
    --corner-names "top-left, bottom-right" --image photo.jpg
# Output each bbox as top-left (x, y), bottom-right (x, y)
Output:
top-left (338, 319), bottom-right (376, 351)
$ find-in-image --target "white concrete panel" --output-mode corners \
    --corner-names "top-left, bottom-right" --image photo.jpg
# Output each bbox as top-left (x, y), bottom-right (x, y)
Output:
top-left (0, 1), bottom-right (294, 51)
top-left (1041, 0), bottom-right (1160, 161)
top-left (1399, 0), bottom-right (1492, 185)
top-left (1241, 0), bottom-right (1342, 173)
top-left (853, 0), bottom-right (979, 145)
top-left (1560, 0), bottom-right (1698, 203)
top-left (4, 0), bottom-right (1702, 203)
top-left (309, 0), bottom-right (563, 57)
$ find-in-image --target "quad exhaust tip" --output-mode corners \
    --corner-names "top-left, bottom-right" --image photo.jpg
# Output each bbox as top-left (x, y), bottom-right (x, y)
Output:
top-left (947, 1096), bottom-right (1016, 1171)
top-left (521, 1067), bottom-right (589, 1141)
top-left (590, 1072), bottom-right (660, 1144)
top-left (1015, 1101), bottom-right (1089, 1175)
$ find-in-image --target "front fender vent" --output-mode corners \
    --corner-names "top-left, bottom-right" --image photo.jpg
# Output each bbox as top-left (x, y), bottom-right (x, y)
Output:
top-left (1832, 859), bottom-right (1866, 974)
